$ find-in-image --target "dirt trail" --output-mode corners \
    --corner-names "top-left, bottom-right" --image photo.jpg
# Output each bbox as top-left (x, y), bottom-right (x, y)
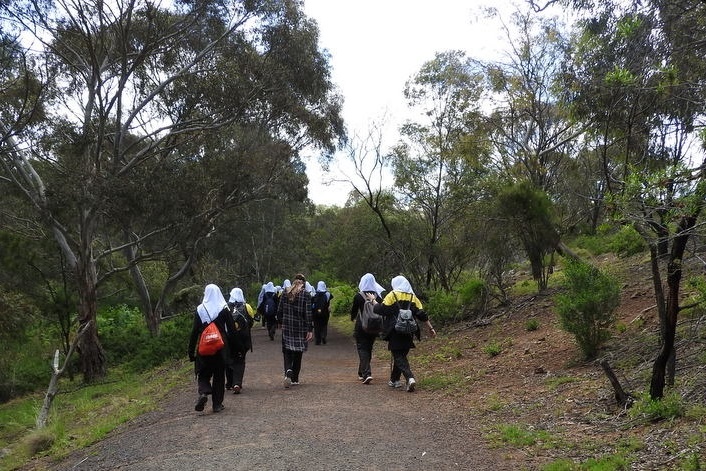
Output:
top-left (37, 325), bottom-right (522, 471)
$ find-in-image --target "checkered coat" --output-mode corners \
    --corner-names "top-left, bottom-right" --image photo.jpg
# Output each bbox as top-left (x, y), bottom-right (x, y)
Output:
top-left (277, 289), bottom-right (313, 352)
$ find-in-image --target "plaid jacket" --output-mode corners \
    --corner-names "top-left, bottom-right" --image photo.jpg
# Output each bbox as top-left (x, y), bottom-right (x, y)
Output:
top-left (277, 289), bottom-right (313, 351)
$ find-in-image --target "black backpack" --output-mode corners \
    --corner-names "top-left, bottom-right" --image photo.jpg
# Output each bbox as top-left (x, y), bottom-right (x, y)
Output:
top-left (312, 292), bottom-right (329, 317)
top-left (230, 303), bottom-right (253, 352)
top-left (231, 303), bottom-right (253, 331)
top-left (262, 294), bottom-right (277, 318)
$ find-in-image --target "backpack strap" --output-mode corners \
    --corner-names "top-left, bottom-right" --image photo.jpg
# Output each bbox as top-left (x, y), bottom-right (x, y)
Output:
top-left (392, 292), bottom-right (412, 309)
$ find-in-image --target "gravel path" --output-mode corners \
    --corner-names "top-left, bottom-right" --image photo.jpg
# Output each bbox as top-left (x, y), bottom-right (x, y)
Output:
top-left (41, 325), bottom-right (520, 470)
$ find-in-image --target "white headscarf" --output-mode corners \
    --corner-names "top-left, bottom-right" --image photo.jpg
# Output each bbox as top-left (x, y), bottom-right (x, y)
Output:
top-left (257, 283), bottom-right (266, 306)
top-left (316, 281), bottom-right (327, 292)
top-left (264, 281), bottom-right (276, 293)
top-left (359, 273), bottom-right (384, 296)
top-left (197, 284), bottom-right (227, 324)
top-left (305, 281), bottom-right (314, 295)
top-left (282, 279), bottom-right (291, 289)
top-left (391, 275), bottom-right (414, 294)
top-left (229, 287), bottom-right (245, 304)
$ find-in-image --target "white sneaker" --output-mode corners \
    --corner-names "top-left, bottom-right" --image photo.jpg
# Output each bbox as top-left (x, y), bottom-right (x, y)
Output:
top-left (388, 380), bottom-right (402, 388)
top-left (363, 376), bottom-right (373, 384)
top-left (407, 378), bottom-right (416, 392)
top-left (284, 369), bottom-right (292, 389)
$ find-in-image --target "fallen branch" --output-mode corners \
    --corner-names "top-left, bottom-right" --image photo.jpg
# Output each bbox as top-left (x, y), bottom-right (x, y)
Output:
top-left (600, 359), bottom-right (635, 409)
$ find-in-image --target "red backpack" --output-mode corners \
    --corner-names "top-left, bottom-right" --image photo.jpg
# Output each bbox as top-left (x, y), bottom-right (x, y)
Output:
top-left (197, 321), bottom-right (224, 356)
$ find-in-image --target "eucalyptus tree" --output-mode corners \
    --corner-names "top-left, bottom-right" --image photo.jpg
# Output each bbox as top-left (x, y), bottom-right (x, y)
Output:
top-left (0, 0), bottom-right (343, 381)
top-left (478, 10), bottom-right (587, 291)
top-left (391, 50), bottom-right (490, 292)
top-left (484, 11), bottom-right (585, 195)
top-left (566, 0), bottom-right (706, 399)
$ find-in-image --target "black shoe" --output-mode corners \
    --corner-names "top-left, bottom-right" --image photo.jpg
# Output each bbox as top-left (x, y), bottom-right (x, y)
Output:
top-left (195, 394), bottom-right (207, 412)
top-left (322, 338), bottom-right (326, 344)
top-left (212, 404), bottom-right (225, 413)
top-left (232, 385), bottom-right (241, 394)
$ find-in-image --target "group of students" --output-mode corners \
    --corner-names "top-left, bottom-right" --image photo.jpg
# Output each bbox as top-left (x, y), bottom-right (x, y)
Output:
top-left (256, 279), bottom-right (333, 345)
top-left (187, 272), bottom-right (435, 412)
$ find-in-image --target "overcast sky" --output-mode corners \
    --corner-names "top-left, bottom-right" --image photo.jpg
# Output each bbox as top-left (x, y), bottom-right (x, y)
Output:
top-left (301, 0), bottom-right (523, 206)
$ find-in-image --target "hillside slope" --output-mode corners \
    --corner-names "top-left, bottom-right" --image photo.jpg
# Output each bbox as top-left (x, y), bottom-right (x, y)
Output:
top-left (408, 252), bottom-right (706, 469)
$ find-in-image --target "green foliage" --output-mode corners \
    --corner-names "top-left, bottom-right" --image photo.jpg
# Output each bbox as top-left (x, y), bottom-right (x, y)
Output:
top-left (491, 423), bottom-right (553, 448)
top-left (98, 305), bottom-right (191, 372)
top-left (125, 315), bottom-right (193, 372)
top-left (418, 371), bottom-right (466, 391)
top-left (555, 259), bottom-right (620, 359)
top-left (608, 226), bottom-right (646, 256)
top-left (483, 341), bottom-right (502, 357)
top-left (543, 455), bottom-right (629, 470)
top-left (496, 182), bottom-right (558, 291)
top-left (425, 289), bottom-right (462, 325)
top-left (525, 318), bottom-right (540, 331)
top-left (628, 391), bottom-right (685, 423)
top-left (573, 225), bottom-right (646, 257)
top-left (0, 321), bottom-right (55, 402)
top-left (458, 277), bottom-right (488, 316)
top-left (328, 283), bottom-right (355, 317)
top-left (0, 361), bottom-right (189, 469)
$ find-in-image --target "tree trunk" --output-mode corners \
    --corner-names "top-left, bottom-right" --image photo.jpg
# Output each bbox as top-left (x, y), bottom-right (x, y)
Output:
top-left (76, 258), bottom-right (106, 382)
top-left (123, 239), bottom-right (159, 336)
top-left (649, 216), bottom-right (694, 399)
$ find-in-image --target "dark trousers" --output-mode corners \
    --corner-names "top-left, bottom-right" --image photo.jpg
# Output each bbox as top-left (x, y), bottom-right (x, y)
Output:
top-left (196, 354), bottom-right (226, 409)
top-left (391, 348), bottom-right (413, 382)
top-left (314, 315), bottom-right (329, 344)
top-left (283, 349), bottom-right (303, 382)
top-left (355, 332), bottom-right (376, 378)
top-left (225, 351), bottom-right (247, 389)
top-left (266, 316), bottom-right (277, 340)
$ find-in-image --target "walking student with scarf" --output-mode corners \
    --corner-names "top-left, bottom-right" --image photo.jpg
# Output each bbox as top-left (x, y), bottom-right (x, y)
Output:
top-left (188, 284), bottom-right (237, 412)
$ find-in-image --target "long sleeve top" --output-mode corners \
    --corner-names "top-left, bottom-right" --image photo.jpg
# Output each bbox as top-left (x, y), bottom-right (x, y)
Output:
top-left (373, 290), bottom-right (429, 350)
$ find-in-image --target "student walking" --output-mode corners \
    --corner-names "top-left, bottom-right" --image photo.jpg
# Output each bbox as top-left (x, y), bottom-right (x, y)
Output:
top-left (277, 273), bottom-right (313, 388)
top-left (226, 287), bottom-right (255, 394)
top-left (370, 275), bottom-right (436, 392)
top-left (312, 280), bottom-right (333, 345)
top-left (258, 282), bottom-right (278, 340)
top-left (188, 284), bottom-right (237, 412)
top-left (350, 273), bottom-right (385, 384)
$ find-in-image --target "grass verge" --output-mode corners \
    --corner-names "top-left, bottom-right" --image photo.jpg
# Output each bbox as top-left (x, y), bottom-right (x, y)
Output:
top-left (0, 359), bottom-right (190, 471)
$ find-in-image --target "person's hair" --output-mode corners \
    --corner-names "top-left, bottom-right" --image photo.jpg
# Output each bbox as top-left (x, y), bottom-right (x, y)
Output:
top-left (288, 274), bottom-right (306, 301)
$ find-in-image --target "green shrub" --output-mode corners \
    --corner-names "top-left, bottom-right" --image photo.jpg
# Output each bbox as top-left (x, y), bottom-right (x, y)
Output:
top-left (0, 325), bottom-right (55, 402)
top-left (329, 284), bottom-right (355, 317)
top-left (608, 225), bottom-right (646, 256)
top-left (526, 318), bottom-right (540, 331)
top-left (99, 305), bottom-right (191, 372)
top-left (483, 341), bottom-right (502, 357)
top-left (555, 259), bottom-right (620, 360)
top-left (425, 290), bottom-right (461, 325)
top-left (628, 391), bottom-right (685, 422)
top-left (573, 224), bottom-right (646, 257)
top-left (123, 314), bottom-right (192, 371)
top-left (458, 278), bottom-right (488, 318)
